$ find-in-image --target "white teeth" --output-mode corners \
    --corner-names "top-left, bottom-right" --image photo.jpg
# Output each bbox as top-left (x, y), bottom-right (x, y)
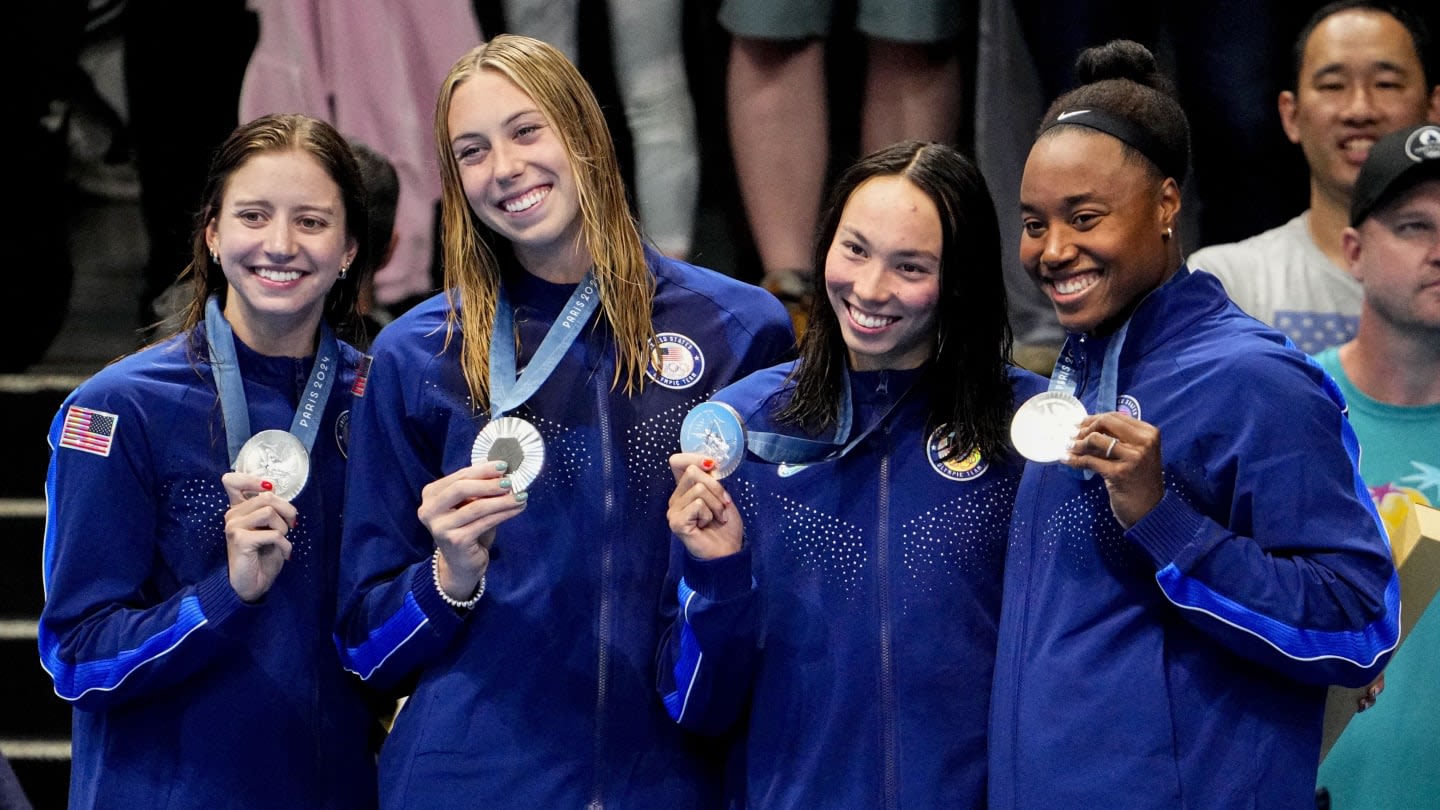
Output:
top-left (256, 268), bottom-right (301, 283)
top-left (503, 187), bottom-right (548, 213)
top-left (1054, 274), bottom-right (1097, 295)
top-left (850, 308), bottom-right (897, 329)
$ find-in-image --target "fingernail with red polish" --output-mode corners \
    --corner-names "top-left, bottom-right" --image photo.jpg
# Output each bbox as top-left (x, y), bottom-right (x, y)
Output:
top-left (701, 458), bottom-right (716, 471)
top-left (261, 480), bottom-right (274, 491)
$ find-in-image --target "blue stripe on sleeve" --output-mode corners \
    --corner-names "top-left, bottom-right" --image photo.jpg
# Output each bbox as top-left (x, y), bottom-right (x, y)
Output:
top-left (41, 594), bottom-right (209, 702)
top-left (663, 579), bottom-right (704, 722)
top-left (340, 590), bottom-right (430, 681)
top-left (1156, 567), bottom-right (1401, 666)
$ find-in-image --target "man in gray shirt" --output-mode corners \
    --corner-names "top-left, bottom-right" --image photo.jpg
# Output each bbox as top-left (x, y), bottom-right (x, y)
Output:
top-left (1187, 1), bottom-right (1437, 354)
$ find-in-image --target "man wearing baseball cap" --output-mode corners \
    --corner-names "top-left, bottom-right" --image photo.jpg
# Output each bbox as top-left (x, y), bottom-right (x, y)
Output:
top-left (1314, 121), bottom-right (1440, 810)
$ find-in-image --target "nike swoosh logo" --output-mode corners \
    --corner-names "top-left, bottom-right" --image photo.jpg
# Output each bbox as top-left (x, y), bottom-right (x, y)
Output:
top-left (777, 463), bottom-right (809, 478)
top-left (1056, 109), bottom-right (1090, 120)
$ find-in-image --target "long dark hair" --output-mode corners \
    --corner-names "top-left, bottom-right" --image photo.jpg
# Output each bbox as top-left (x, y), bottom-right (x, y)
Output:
top-left (779, 140), bottom-right (1016, 462)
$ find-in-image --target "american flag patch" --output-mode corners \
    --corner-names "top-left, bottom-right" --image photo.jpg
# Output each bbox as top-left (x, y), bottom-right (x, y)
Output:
top-left (351, 355), bottom-right (373, 397)
top-left (60, 405), bottom-right (118, 457)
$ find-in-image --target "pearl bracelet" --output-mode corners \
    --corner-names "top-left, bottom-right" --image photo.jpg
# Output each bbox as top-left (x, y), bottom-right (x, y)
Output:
top-left (432, 549), bottom-right (485, 610)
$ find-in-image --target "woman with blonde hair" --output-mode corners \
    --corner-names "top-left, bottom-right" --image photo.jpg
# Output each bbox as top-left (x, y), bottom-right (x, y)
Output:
top-left (335, 35), bottom-right (794, 807)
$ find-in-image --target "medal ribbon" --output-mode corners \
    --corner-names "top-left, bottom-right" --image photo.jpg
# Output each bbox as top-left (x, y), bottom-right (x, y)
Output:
top-left (746, 369), bottom-right (914, 464)
top-left (1049, 265), bottom-right (1189, 408)
top-left (490, 271), bottom-right (599, 417)
top-left (1042, 267), bottom-right (1187, 476)
top-left (1049, 323), bottom-right (1129, 411)
top-left (205, 296), bottom-right (340, 466)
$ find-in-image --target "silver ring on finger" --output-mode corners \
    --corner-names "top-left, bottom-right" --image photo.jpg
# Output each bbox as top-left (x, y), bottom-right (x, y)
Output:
top-left (1105, 436), bottom-right (1119, 459)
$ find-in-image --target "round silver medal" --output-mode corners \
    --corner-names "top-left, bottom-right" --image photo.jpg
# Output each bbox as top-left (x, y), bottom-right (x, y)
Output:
top-left (472, 416), bottom-right (545, 493)
top-left (1010, 391), bottom-right (1088, 464)
top-left (680, 401), bottom-right (747, 479)
top-left (234, 429), bottom-right (311, 500)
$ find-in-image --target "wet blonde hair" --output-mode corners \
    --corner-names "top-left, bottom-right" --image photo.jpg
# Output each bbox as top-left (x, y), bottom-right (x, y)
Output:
top-left (434, 34), bottom-right (656, 409)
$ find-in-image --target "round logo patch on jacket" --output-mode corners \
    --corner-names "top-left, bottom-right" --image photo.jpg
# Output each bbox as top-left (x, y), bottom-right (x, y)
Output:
top-left (335, 410), bottom-right (350, 459)
top-left (927, 424), bottom-right (988, 481)
top-left (646, 333), bottom-right (704, 389)
top-left (1118, 394), bottom-right (1141, 420)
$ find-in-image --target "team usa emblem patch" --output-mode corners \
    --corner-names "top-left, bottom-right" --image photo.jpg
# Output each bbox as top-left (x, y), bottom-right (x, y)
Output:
top-left (927, 424), bottom-right (988, 481)
top-left (646, 333), bottom-right (704, 389)
top-left (60, 405), bottom-right (118, 457)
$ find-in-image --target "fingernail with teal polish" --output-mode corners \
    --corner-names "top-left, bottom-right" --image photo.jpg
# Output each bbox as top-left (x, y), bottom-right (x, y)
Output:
top-left (514, 490), bottom-right (529, 503)
top-left (499, 477), bottom-right (512, 489)
top-left (494, 461), bottom-right (509, 473)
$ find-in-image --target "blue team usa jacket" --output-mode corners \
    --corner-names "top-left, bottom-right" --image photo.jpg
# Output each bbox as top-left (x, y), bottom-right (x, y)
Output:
top-left (660, 361), bottom-right (1047, 808)
top-left (989, 267), bottom-right (1399, 809)
top-left (334, 248), bottom-right (795, 809)
top-left (39, 328), bottom-right (379, 810)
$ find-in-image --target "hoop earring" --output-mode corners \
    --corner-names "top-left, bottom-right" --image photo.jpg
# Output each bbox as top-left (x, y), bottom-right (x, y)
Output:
top-left (338, 263), bottom-right (349, 280)
top-left (210, 250), bottom-right (219, 263)
top-left (1162, 227), bottom-right (1173, 240)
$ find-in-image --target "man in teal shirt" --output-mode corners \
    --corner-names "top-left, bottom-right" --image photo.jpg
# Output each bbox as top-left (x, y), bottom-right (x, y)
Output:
top-left (1314, 122), bottom-right (1440, 809)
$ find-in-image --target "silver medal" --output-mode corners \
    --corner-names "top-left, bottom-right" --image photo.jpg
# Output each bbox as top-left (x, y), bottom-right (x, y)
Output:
top-left (1010, 391), bottom-right (1088, 464)
top-left (680, 401), bottom-right (747, 479)
top-left (234, 429), bottom-right (311, 500)
top-left (472, 416), bottom-right (545, 493)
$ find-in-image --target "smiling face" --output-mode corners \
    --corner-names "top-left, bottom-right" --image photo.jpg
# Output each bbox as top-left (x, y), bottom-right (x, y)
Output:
top-left (1281, 9), bottom-right (1439, 207)
top-left (823, 175), bottom-right (943, 371)
top-left (446, 68), bottom-right (586, 280)
top-left (205, 148), bottom-right (356, 354)
top-left (1019, 130), bottom-right (1180, 335)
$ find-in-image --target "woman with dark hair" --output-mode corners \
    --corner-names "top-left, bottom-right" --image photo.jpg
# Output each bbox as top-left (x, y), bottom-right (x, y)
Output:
top-left (333, 35), bottom-right (794, 807)
top-left (988, 39), bottom-right (1399, 808)
top-left (660, 140), bottom-right (1045, 808)
top-left (39, 113), bottom-right (380, 809)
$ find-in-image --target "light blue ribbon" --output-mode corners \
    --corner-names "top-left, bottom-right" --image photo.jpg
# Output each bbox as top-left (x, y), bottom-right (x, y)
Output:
top-left (205, 296), bottom-right (339, 466)
top-left (489, 271), bottom-right (599, 417)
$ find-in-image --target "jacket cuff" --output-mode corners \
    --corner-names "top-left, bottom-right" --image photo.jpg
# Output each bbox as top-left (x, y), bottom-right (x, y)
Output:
top-left (412, 558), bottom-right (473, 628)
top-left (1126, 490), bottom-right (1205, 568)
top-left (682, 545), bottom-right (753, 603)
top-left (195, 566), bottom-right (253, 634)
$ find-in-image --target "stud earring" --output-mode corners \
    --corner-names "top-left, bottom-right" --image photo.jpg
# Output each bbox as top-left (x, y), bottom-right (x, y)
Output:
top-left (1162, 227), bottom-right (1173, 240)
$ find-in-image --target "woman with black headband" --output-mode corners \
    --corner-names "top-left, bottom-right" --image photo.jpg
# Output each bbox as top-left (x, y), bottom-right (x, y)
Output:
top-left (987, 39), bottom-right (1399, 808)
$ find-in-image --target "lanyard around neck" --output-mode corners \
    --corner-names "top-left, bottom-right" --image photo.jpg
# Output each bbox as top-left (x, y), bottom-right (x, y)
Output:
top-left (489, 270), bottom-right (599, 417)
top-left (747, 368), bottom-right (915, 465)
top-left (205, 296), bottom-right (339, 465)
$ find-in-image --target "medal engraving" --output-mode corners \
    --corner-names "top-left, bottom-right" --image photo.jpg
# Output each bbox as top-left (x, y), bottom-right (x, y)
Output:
top-left (473, 416), bottom-right (545, 493)
top-left (234, 429), bottom-right (311, 500)
top-left (1010, 392), bottom-right (1088, 464)
top-left (680, 401), bottom-right (747, 479)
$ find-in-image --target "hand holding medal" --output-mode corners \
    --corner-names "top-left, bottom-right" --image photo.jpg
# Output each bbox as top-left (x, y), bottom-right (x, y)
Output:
top-left (679, 401), bottom-right (747, 479)
top-left (668, 402), bottom-right (747, 560)
top-left (1012, 387), bottom-right (1166, 529)
top-left (220, 468), bottom-right (298, 603)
